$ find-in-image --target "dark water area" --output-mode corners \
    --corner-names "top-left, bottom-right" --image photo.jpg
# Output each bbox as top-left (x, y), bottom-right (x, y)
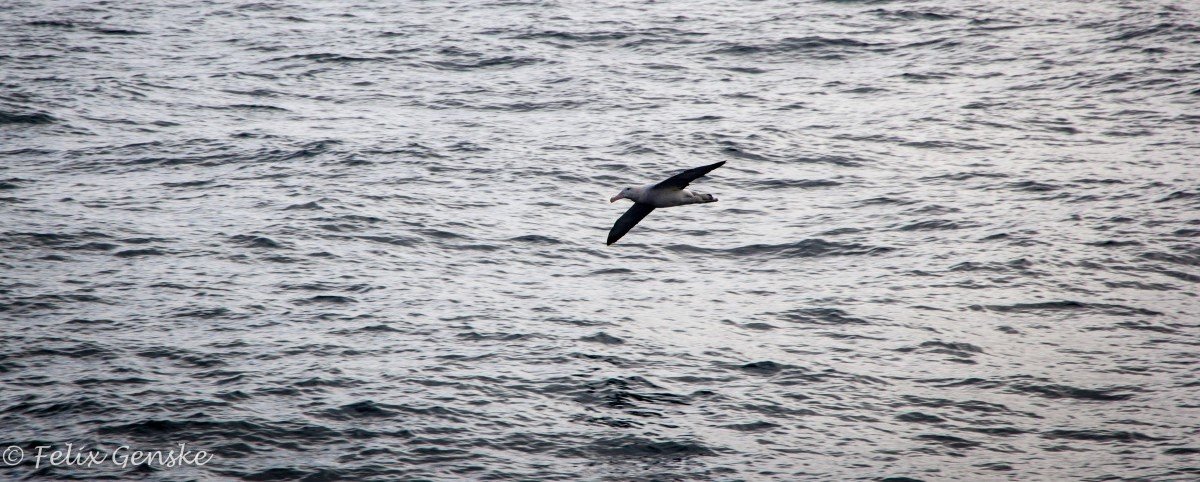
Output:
top-left (2, 0), bottom-right (1199, 480)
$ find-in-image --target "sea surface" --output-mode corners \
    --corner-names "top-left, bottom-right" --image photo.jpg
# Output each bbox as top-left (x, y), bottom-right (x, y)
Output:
top-left (2, 0), bottom-right (1198, 480)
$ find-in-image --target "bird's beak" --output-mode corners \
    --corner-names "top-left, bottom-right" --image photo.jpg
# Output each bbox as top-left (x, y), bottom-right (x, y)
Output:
top-left (609, 195), bottom-right (622, 203)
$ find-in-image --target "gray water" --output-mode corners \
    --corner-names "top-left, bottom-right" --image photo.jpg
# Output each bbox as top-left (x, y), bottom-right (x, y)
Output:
top-left (2, 0), bottom-right (1199, 480)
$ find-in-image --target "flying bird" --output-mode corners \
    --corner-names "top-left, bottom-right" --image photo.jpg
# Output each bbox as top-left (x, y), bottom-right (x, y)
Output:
top-left (607, 161), bottom-right (726, 245)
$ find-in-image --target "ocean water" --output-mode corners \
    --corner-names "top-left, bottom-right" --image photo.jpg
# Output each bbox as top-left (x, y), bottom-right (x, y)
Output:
top-left (2, 0), bottom-right (1198, 480)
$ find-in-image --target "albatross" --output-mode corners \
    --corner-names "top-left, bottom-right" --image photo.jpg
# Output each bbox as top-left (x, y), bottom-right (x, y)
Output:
top-left (607, 160), bottom-right (726, 245)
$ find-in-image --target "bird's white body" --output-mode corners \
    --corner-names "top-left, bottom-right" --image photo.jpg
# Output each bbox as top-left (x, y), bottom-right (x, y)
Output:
top-left (614, 184), bottom-right (718, 208)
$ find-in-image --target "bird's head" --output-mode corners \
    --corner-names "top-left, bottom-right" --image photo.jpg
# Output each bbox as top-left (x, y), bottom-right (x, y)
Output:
top-left (610, 187), bottom-right (636, 203)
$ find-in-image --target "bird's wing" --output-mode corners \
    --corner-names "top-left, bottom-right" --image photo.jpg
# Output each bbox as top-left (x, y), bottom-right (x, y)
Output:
top-left (653, 160), bottom-right (726, 190)
top-left (607, 202), bottom-right (656, 245)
